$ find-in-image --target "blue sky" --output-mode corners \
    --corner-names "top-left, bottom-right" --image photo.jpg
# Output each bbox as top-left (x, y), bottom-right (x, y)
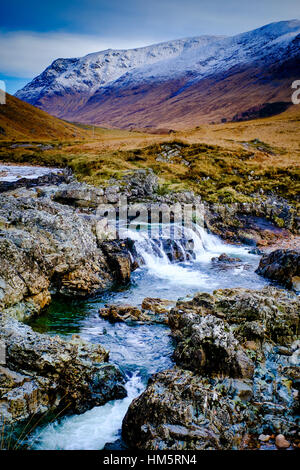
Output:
top-left (1, 0), bottom-right (300, 94)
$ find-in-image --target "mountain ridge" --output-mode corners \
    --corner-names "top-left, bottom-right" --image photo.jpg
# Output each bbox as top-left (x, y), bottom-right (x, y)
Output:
top-left (15, 20), bottom-right (300, 129)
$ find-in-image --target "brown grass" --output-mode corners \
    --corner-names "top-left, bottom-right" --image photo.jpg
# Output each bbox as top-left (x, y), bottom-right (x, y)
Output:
top-left (0, 95), bottom-right (299, 206)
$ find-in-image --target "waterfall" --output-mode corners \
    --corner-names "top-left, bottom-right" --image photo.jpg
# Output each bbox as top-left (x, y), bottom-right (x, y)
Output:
top-left (125, 223), bottom-right (252, 286)
top-left (26, 222), bottom-right (266, 451)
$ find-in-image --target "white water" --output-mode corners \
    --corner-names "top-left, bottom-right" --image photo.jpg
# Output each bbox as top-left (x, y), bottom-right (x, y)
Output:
top-left (127, 223), bottom-right (256, 289)
top-left (29, 373), bottom-right (144, 450)
top-left (29, 223), bottom-right (268, 450)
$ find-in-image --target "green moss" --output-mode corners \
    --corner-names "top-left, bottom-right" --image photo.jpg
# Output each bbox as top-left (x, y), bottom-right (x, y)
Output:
top-left (274, 216), bottom-right (285, 228)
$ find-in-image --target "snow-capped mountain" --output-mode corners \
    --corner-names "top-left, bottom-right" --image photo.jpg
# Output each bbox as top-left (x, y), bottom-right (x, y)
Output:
top-left (16, 20), bottom-right (300, 129)
top-left (16, 36), bottom-right (223, 103)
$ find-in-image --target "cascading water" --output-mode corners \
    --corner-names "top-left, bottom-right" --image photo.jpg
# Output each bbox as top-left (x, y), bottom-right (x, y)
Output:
top-left (27, 223), bottom-right (270, 450)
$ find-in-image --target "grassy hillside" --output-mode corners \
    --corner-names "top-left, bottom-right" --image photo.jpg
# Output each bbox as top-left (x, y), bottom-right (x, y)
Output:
top-left (0, 98), bottom-right (299, 208)
top-left (0, 93), bottom-right (93, 141)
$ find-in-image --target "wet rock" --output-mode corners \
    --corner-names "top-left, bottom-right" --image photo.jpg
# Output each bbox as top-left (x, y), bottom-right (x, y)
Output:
top-left (99, 301), bottom-right (169, 324)
top-left (159, 239), bottom-right (194, 262)
top-left (0, 320), bottom-right (126, 424)
top-left (141, 298), bottom-right (174, 315)
top-left (122, 368), bottom-right (253, 450)
top-left (123, 288), bottom-right (299, 449)
top-left (256, 249), bottom-right (300, 290)
top-left (171, 314), bottom-right (254, 378)
top-left (100, 241), bottom-right (133, 284)
top-left (211, 253), bottom-right (242, 264)
top-left (249, 248), bottom-right (263, 255)
top-left (0, 187), bottom-right (135, 319)
top-left (99, 305), bottom-right (143, 323)
top-left (275, 434), bottom-right (290, 449)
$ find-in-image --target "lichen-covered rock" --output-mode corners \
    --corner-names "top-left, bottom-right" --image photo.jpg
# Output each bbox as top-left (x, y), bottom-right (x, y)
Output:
top-left (122, 287), bottom-right (300, 449)
top-left (122, 368), bottom-right (254, 450)
top-left (0, 319), bottom-right (126, 424)
top-left (172, 314), bottom-right (254, 378)
top-left (119, 169), bottom-right (158, 200)
top-left (0, 187), bottom-right (135, 320)
top-left (99, 299), bottom-right (171, 324)
top-left (256, 249), bottom-right (300, 290)
top-left (204, 199), bottom-right (299, 246)
top-left (170, 286), bottom-right (299, 345)
top-left (141, 298), bottom-right (174, 315)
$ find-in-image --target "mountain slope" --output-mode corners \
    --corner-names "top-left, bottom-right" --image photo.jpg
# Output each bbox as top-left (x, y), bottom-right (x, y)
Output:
top-left (15, 20), bottom-right (300, 129)
top-left (0, 93), bottom-right (90, 140)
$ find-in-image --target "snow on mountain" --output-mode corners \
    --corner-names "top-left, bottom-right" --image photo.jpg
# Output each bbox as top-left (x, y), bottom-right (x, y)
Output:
top-left (15, 20), bottom-right (300, 128)
top-left (15, 36), bottom-right (224, 103)
top-left (108, 19), bottom-right (300, 87)
top-left (16, 20), bottom-right (300, 104)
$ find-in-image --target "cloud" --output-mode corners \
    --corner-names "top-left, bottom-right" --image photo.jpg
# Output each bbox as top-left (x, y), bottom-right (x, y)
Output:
top-left (0, 31), bottom-right (156, 78)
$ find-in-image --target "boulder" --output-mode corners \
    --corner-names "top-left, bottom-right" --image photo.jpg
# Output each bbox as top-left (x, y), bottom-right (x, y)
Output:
top-left (0, 186), bottom-right (135, 319)
top-left (99, 305), bottom-right (143, 323)
top-left (172, 314), bottom-right (254, 378)
top-left (211, 253), bottom-right (242, 264)
top-left (256, 249), bottom-right (300, 290)
top-left (170, 286), bottom-right (299, 345)
top-left (99, 300), bottom-right (170, 324)
top-left (141, 298), bottom-right (174, 315)
top-left (122, 368), bottom-right (253, 450)
top-left (122, 288), bottom-right (300, 449)
top-left (0, 319), bottom-right (126, 424)
top-left (120, 169), bottom-right (158, 200)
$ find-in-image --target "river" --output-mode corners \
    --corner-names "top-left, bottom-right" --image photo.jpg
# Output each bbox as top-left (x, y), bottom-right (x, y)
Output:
top-left (27, 224), bottom-right (269, 449)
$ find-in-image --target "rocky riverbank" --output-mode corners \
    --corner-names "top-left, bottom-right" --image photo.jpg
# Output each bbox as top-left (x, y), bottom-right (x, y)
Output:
top-left (122, 287), bottom-right (300, 450)
top-left (0, 165), bottom-right (299, 448)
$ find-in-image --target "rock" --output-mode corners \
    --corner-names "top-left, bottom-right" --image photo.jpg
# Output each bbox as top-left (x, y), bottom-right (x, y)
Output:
top-left (53, 182), bottom-right (105, 209)
top-left (249, 248), bottom-right (263, 255)
top-left (256, 249), bottom-right (300, 289)
top-left (141, 298), bottom-right (173, 314)
top-left (211, 253), bottom-right (242, 264)
top-left (0, 167), bottom-right (71, 193)
top-left (0, 186), bottom-right (135, 319)
top-left (159, 239), bottom-right (194, 262)
top-left (122, 368), bottom-right (253, 450)
top-left (204, 200), bottom-right (298, 246)
top-left (122, 288), bottom-right (300, 449)
top-left (99, 301), bottom-right (169, 324)
top-left (275, 434), bottom-right (290, 449)
top-left (119, 169), bottom-right (158, 200)
top-left (244, 341), bottom-right (259, 351)
top-left (100, 241), bottom-right (133, 284)
top-left (0, 319), bottom-right (126, 424)
top-left (171, 314), bottom-right (254, 378)
top-left (169, 287), bottom-right (299, 346)
top-left (99, 305), bottom-right (143, 323)
top-left (259, 434), bottom-right (271, 442)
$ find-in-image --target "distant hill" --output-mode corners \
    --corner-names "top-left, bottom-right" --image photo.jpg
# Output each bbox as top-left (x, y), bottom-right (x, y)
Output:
top-left (15, 20), bottom-right (300, 130)
top-left (0, 93), bottom-right (89, 140)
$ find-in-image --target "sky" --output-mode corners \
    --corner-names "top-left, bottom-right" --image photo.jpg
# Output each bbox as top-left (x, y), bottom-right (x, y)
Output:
top-left (1, 0), bottom-right (300, 94)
